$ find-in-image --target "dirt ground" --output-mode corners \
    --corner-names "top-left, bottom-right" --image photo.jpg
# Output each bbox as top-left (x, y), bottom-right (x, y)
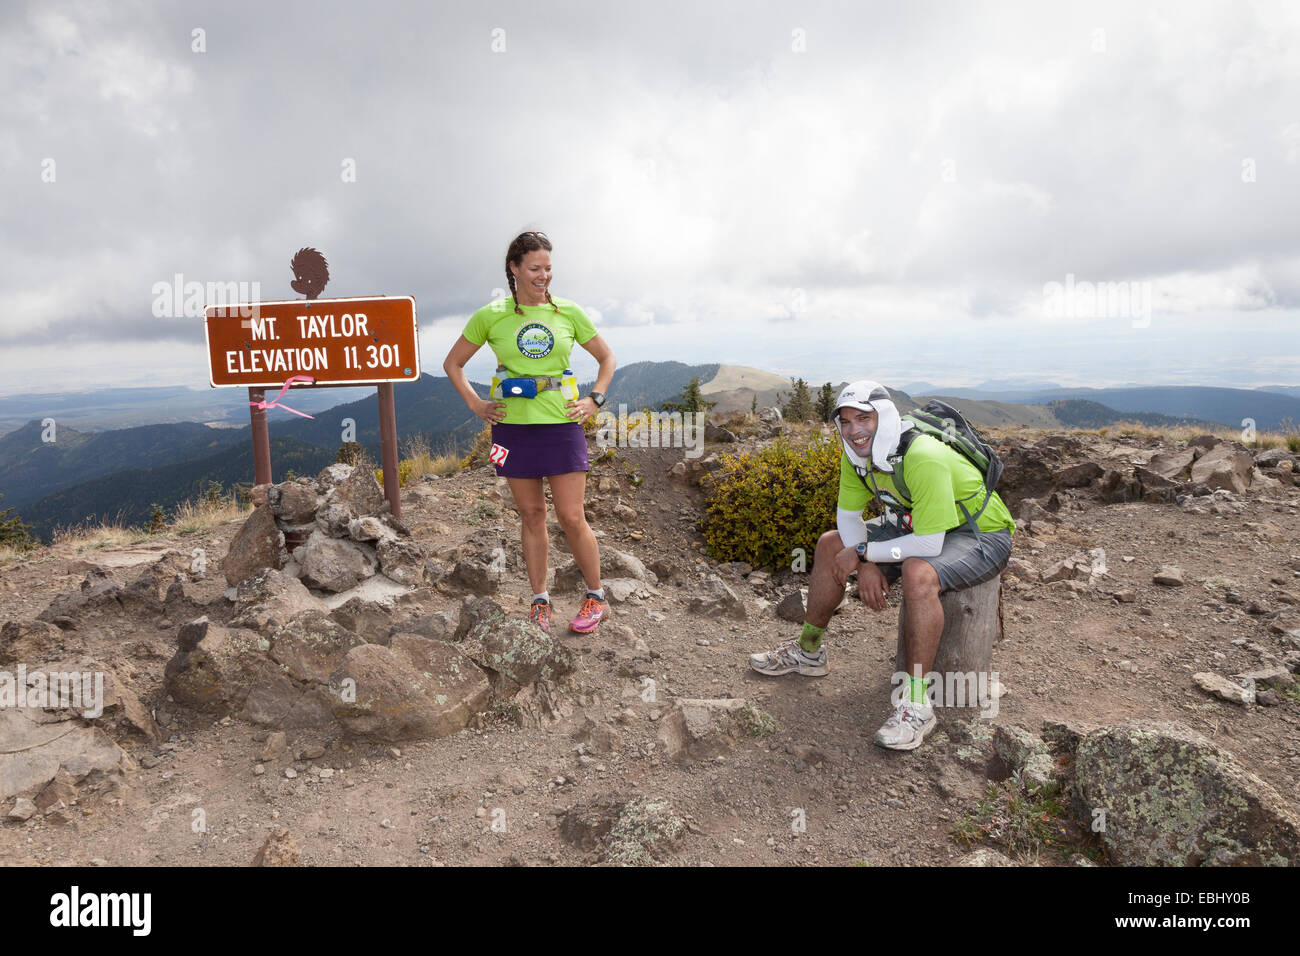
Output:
top-left (1, 433), bottom-right (1298, 866)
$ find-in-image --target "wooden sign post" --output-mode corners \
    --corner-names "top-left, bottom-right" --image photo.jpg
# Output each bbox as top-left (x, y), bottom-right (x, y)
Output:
top-left (204, 288), bottom-right (419, 519)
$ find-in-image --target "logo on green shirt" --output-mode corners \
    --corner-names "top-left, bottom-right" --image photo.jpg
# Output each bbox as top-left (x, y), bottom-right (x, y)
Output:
top-left (516, 322), bottom-right (555, 358)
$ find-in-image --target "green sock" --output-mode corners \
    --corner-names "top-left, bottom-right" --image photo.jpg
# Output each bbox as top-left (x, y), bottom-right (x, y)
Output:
top-left (907, 673), bottom-right (929, 706)
top-left (798, 622), bottom-right (825, 654)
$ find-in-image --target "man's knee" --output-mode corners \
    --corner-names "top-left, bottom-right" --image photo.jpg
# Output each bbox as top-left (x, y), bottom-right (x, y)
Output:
top-left (816, 530), bottom-right (843, 556)
top-left (901, 557), bottom-right (940, 597)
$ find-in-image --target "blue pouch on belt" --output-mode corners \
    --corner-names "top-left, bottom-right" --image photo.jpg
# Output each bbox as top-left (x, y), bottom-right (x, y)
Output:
top-left (498, 377), bottom-right (539, 398)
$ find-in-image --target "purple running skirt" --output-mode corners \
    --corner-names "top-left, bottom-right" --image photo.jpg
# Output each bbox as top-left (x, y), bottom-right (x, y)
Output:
top-left (489, 422), bottom-right (590, 479)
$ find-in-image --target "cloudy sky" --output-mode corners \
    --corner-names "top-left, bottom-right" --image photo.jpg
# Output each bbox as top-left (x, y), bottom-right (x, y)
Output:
top-left (2, 0), bottom-right (1298, 403)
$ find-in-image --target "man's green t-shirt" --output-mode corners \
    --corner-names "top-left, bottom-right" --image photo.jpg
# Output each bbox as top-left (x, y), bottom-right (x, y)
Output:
top-left (462, 296), bottom-right (598, 425)
top-left (836, 433), bottom-right (1016, 536)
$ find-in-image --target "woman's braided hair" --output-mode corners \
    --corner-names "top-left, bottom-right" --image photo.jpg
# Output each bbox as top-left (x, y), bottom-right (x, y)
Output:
top-left (505, 231), bottom-right (560, 316)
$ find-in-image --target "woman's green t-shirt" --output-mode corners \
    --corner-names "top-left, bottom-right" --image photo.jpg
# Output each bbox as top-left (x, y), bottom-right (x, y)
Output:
top-left (462, 296), bottom-right (598, 425)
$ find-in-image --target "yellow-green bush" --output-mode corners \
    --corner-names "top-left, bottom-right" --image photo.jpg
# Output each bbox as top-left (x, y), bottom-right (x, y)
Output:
top-left (703, 435), bottom-right (872, 570)
top-left (461, 423), bottom-right (494, 469)
top-left (374, 459), bottom-right (414, 487)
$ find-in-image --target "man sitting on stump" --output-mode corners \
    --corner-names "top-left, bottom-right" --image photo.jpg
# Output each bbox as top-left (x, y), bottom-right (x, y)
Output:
top-left (748, 380), bottom-right (1016, 750)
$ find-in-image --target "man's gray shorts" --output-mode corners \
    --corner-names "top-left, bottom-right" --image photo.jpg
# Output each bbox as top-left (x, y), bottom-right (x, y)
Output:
top-left (880, 528), bottom-right (1013, 594)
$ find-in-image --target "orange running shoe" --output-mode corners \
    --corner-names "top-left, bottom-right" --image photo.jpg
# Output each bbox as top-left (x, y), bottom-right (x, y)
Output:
top-left (529, 598), bottom-right (552, 633)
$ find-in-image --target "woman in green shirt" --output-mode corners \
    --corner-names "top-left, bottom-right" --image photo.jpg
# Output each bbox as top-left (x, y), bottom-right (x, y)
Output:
top-left (443, 231), bottom-right (617, 634)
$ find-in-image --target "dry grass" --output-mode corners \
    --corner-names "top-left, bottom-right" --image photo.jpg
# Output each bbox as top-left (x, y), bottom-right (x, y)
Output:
top-left (46, 487), bottom-right (251, 555)
top-left (402, 433), bottom-right (461, 480)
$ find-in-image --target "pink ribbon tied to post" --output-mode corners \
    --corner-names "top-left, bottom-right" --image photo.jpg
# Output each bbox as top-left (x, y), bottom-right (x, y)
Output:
top-left (250, 375), bottom-right (316, 419)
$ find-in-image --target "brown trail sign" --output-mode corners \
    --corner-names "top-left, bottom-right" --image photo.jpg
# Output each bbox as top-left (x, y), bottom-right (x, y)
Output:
top-left (204, 287), bottom-right (420, 519)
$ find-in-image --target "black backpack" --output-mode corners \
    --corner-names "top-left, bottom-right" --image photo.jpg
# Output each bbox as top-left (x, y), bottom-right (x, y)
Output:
top-left (858, 399), bottom-right (1004, 536)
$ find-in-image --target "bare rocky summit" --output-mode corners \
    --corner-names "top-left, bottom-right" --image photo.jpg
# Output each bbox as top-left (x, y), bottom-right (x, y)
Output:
top-left (1, 426), bottom-right (1298, 866)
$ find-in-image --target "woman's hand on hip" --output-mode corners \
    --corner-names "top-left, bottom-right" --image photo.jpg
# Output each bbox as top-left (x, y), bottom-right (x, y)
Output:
top-left (476, 398), bottom-right (506, 423)
top-left (565, 397), bottom-right (598, 422)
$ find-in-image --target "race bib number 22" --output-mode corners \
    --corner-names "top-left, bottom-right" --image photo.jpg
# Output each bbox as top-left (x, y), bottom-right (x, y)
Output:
top-left (489, 443), bottom-right (509, 466)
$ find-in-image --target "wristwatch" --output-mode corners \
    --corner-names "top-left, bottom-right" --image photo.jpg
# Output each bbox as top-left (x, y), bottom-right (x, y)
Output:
top-left (855, 542), bottom-right (869, 562)
top-left (589, 391), bottom-right (607, 408)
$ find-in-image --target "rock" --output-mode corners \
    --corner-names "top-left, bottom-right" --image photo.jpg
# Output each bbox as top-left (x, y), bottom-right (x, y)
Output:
top-left (603, 797), bottom-right (687, 866)
top-left (1135, 467), bottom-right (1179, 503)
top-left (347, 515), bottom-right (394, 543)
top-left (686, 576), bottom-right (747, 620)
top-left (993, 724), bottom-right (1056, 791)
top-left (956, 847), bottom-right (1016, 866)
top-left (1152, 566), bottom-right (1185, 587)
top-left (1054, 461), bottom-right (1103, 488)
top-left (998, 444), bottom-right (1058, 506)
top-left (1193, 672), bottom-right (1254, 704)
top-left (164, 620), bottom-right (276, 715)
top-left (554, 548), bottom-right (651, 591)
top-left (1003, 557), bottom-right (1038, 582)
top-left (298, 531), bottom-right (377, 593)
top-left (223, 505), bottom-right (286, 587)
top-left (268, 482), bottom-right (319, 524)
top-left (601, 578), bottom-right (651, 604)
top-left (328, 640), bottom-right (490, 741)
top-left (1114, 589), bottom-right (1137, 603)
top-left (7, 797), bottom-right (37, 822)
top-left (329, 598), bottom-right (396, 645)
top-left (1232, 666), bottom-right (1295, 691)
top-left (1098, 469), bottom-right (1141, 504)
top-left (253, 825), bottom-right (300, 866)
top-left (315, 466), bottom-right (386, 536)
top-left (443, 544), bottom-right (505, 595)
top-left (658, 698), bottom-right (749, 761)
top-left (230, 568), bottom-right (330, 634)
top-left (376, 537), bottom-right (426, 586)
top-left (558, 795), bottom-right (626, 851)
top-left (704, 422), bottom-right (737, 443)
top-left (454, 596), bottom-right (505, 641)
top-left (0, 620), bottom-right (69, 667)
top-left (1072, 722), bottom-right (1300, 866)
top-left (1146, 447), bottom-right (1196, 480)
top-left (1190, 443), bottom-right (1254, 494)
top-left (1255, 448), bottom-right (1294, 468)
top-left (468, 618), bottom-right (576, 686)
top-left (612, 503), bottom-right (638, 523)
top-left (269, 613), bottom-right (367, 684)
top-left (0, 708), bottom-right (134, 802)
top-left (260, 731), bottom-right (288, 761)
top-left (1039, 553), bottom-right (1090, 583)
top-left (775, 589), bottom-right (806, 623)
top-left (390, 609), bottom-right (458, 644)
top-left (37, 569), bottom-right (123, 623)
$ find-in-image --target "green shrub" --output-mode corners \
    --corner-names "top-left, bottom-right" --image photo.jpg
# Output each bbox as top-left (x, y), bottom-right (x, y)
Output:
top-left (336, 442), bottom-right (369, 466)
top-left (702, 434), bottom-right (867, 570)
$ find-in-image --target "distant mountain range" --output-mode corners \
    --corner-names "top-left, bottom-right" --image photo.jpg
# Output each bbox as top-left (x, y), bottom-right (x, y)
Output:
top-left (4, 363), bottom-right (1295, 542)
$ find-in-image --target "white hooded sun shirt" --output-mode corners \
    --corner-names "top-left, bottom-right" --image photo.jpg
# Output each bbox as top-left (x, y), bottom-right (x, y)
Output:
top-left (834, 380), bottom-right (945, 562)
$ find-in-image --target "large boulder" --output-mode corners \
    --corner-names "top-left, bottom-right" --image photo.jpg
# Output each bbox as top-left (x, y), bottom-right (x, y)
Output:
top-left (376, 537), bottom-right (426, 586)
top-left (269, 613), bottom-right (367, 684)
top-left (328, 640), bottom-right (490, 741)
top-left (1072, 722), bottom-right (1300, 866)
top-left (1190, 443), bottom-right (1254, 495)
top-left (164, 618), bottom-right (275, 715)
top-left (223, 505), bottom-right (286, 587)
top-left (0, 708), bottom-right (134, 802)
top-left (230, 568), bottom-right (330, 634)
top-left (1053, 461), bottom-right (1103, 488)
top-left (297, 531), bottom-right (377, 593)
top-left (468, 618), bottom-right (576, 687)
top-left (315, 465), bottom-right (386, 536)
top-left (1146, 447), bottom-right (1197, 481)
top-left (0, 620), bottom-right (70, 667)
top-left (267, 481), bottom-right (319, 524)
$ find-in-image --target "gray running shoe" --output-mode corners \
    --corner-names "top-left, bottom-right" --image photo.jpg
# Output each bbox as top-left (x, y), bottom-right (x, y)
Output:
top-left (873, 701), bottom-right (937, 750)
top-left (749, 638), bottom-right (828, 677)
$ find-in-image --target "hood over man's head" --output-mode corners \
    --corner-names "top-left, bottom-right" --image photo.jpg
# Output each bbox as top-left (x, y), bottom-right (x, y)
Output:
top-left (834, 380), bottom-right (911, 472)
